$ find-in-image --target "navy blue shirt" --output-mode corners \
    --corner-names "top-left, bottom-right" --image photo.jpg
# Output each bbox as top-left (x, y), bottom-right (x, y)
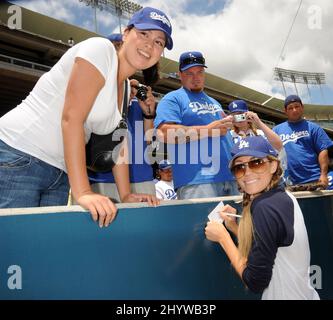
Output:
top-left (242, 186), bottom-right (294, 294)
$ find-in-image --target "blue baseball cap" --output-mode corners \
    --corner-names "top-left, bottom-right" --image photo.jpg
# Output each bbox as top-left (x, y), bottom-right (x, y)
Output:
top-left (229, 136), bottom-right (278, 168)
top-left (107, 33), bottom-right (122, 42)
top-left (228, 100), bottom-right (248, 113)
top-left (158, 160), bottom-right (172, 170)
top-left (179, 51), bottom-right (207, 72)
top-left (127, 7), bottom-right (173, 50)
top-left (284, 94), bottom-right (302, 108)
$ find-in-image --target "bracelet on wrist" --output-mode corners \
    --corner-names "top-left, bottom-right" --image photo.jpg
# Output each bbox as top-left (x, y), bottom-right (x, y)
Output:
top-left (142, 112), bottom-right (156, 119)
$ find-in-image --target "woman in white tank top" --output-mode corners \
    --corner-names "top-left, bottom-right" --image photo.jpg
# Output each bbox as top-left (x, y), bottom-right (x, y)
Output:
top-left (0, 7), bottom-right (173, 228)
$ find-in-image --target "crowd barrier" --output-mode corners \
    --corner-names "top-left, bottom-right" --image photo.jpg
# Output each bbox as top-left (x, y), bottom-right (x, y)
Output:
top-left (1, 191), bottom-right (333, 300)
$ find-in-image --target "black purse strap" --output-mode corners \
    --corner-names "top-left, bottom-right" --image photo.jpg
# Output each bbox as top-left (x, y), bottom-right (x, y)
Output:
top-left (121, 79), bottom-right (129, 120)
top-left (85, 79), bottom-right (131, 173)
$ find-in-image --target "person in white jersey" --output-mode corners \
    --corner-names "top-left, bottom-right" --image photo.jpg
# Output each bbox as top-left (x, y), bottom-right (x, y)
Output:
top-left (155, 160), bottom-right (177, 200)
top-left (0, 7), bottom-right (173, 228)
top-left (205, 136), bottom-right (319, 300)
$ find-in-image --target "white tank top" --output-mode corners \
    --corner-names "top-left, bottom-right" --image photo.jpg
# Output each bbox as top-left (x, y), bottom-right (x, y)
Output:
top-left (0, 37), bottom-right (122, 172)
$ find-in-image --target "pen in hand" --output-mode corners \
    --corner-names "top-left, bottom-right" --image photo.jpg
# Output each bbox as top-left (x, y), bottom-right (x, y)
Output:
top-left (225, 213), bottom-right (242, 218)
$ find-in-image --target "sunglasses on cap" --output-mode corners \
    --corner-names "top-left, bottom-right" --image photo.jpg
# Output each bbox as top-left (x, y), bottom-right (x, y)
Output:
top-left (231, 158), bottom-right (271, 179)
top-left (181, 56), bottom-right (205, 67)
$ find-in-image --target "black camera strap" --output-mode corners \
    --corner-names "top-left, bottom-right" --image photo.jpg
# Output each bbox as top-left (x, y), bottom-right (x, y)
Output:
top-left (121, 79), bottom-right (129, 121)
top-left (85, 79), bottom-right (130, 173)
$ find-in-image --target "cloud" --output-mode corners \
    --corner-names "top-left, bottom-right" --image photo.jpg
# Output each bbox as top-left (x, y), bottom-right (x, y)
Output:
top-left (95, 9), bottom-right (119, 31)
top-left (16, 0), bottom-right (76, 22)
top-left (14, 0), bottom-right (333, 104)
top-left (143, 0), bottom-right (333, 103)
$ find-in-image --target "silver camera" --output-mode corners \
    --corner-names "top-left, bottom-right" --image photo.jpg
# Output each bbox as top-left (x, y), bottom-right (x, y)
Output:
top-left (233, 113), bottom-right (247, 122)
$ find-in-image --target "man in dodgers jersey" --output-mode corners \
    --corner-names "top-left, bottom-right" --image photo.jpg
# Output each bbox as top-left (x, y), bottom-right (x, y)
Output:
top-left (273, 94), bottom-right (333, 189)
top-left (154, 51), bottom-right (237, 199)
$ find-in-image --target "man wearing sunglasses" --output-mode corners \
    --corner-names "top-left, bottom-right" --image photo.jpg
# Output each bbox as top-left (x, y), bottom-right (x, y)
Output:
top-left (154, 51), bottom-right (237, 199)
top-left (273, 94), bottom-right (333, 190)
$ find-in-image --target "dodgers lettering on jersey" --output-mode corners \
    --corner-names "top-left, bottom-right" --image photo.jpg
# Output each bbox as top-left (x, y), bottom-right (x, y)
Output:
top-left (273, 120), bottom-right (333, 185)
top-left (279, 130), bottom-right (310, 144)
top-left (189, 101), bottom-right (222, 115)
top-left (155, 180), bottom-right (177, 200)
top-left (154, 87), bottom-right (234, 189)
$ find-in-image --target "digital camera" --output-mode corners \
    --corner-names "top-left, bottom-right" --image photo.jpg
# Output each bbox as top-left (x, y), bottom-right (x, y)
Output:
top-left (134, 84), bottom-right (148, 102)
top-left (233, 113), bottom-right (247, 122)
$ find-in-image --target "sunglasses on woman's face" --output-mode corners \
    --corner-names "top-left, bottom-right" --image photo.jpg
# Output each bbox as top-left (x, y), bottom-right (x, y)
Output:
top-left (231, 158), bottom-right (271, 178)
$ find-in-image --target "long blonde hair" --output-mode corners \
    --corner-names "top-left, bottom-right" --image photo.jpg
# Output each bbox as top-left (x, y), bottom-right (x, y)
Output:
top-left (234, 122), bottom-right (258, 136)
top-left (237, 156), bottom-right (283, 259)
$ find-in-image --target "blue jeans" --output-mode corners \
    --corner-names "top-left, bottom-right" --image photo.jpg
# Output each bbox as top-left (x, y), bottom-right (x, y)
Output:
top-left (177, 181), bottom-right (239, 200)
top-left (0, 140), bottom-right (69, 208)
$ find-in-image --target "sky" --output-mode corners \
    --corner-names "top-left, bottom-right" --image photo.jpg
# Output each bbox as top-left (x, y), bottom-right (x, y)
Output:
top-left (12, 0), bottom-right (333, 105)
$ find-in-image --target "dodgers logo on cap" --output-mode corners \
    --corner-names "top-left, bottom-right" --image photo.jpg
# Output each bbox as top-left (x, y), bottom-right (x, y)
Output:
top-left (229, 136), bottom-right (278, 168)
top-left (127, 7), bottom-right (173, 50)
top-left (238, 140), bottom-right (249, 150)
top-left (159, 160), bottom-right (172, 170)
top-left (149, 11), bottom-right (171, 28)
top-left (227, 100), bottom-right (248, 113)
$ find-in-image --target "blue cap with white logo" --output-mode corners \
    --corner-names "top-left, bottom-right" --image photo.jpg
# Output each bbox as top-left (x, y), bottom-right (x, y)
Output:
top-left (229, 136), bottom-right (278, 168)
top-left (158, 160), bottom-right (172, 170)
top-left (179, 51), bottom-right (207, 72)
top-left (127, 7), bottom-right (173, 50)
top-left (228, 100), bottom-right (248, 113)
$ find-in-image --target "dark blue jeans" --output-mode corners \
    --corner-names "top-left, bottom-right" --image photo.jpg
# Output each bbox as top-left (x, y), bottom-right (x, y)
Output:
top-left (0, 140), bottom-right (69, 208)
